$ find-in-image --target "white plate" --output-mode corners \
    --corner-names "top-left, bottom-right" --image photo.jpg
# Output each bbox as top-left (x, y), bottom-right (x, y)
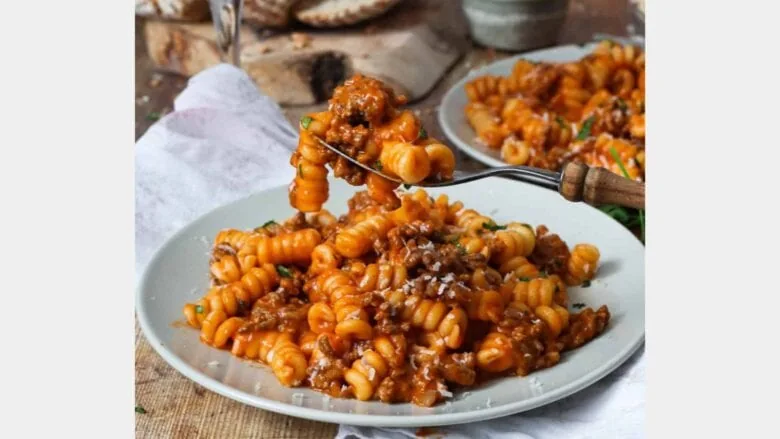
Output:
top-left (137, 177), bottom-right (645, 428)
top-left (439, 42), bottom-right (617, 168)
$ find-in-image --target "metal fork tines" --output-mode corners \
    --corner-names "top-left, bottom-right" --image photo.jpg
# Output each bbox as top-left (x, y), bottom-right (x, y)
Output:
top-left (315, 137), bottom-right (562, 191)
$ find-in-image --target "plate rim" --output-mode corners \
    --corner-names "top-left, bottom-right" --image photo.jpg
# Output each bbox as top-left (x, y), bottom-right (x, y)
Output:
top-left (136, 180), bottom-right (645, 428)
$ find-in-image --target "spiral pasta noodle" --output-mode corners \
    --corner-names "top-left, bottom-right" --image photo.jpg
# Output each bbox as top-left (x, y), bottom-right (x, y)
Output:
top-left (334, 215), bottom-right (394, 258)
top-left (256, 228), bottom-right (322, 265)
top-left (565, 244), bottom-right (600, 286)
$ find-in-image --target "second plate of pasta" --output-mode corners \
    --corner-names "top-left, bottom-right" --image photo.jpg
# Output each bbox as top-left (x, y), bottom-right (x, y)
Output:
top-left (438, 40), bottom-right (645, 176)
top-left (137, 176), bottom-right (645, 428)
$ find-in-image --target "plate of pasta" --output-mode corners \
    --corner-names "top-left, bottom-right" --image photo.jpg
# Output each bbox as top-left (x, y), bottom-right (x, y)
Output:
top-left (137, 74), bottom-right (645, 427)
top-left (438, 40), bottom-right (645, 181)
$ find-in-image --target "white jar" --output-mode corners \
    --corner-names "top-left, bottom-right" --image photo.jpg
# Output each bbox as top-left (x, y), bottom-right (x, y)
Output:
top-left (462, 0), bottom-right (570, 51)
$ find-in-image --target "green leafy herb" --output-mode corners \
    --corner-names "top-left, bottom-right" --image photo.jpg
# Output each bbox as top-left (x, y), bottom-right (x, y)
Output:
top-left (195, 305), bottom-right (203, 314)
top-left (572, 303), bottom-right (586, 309)
top-left (418, 126), bottom-right (428, 140)
top-left (609, 146), bottom-right (645, 242)
top-left (555, 116), bottom-right (567, 129)
top-left (374, 161), bottom-right (383, 171)
top-left (261, 220), bottom-right (277, 228)
top-left (135, 405), bottom-right (147, 414)
top-left (276, 265), bottom-right (293, 278)
top-left (403, 184), bottom-right (411, 190)
top-left (518, 277), bottom-right (531, 282)
top-left (575, 116), bottom-right (595, 141)
top-left (298, 164), bottom-right (304, 178)
top-left (581, 280), bottom-right (592, 288)
top-left (300, 115), bottom-right (313, 129)
top-left (616, 98), bottom-right (628, 112)
top-left (482, 221), bottom-right (507, 231)
top-left (539, 271), bottom-right (548, 278)
top-left (450, 238), bottom-right (466, 255)
top-left (448, 235), bottom-right (461, 244)
top-left (145, 111), bottom-right (161, 121)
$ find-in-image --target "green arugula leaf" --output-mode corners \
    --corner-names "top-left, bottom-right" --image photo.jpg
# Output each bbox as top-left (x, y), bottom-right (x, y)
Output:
top-left (276, 265), bottom-right (293, 278)
top-left (482, 221), bottom-right (507, 231)
top-left (575, 116), bottom-right (595, 141)
top-left (300, 115), bottom-right (313, 129)
top-left (608, 146), bottom-right (645, 242)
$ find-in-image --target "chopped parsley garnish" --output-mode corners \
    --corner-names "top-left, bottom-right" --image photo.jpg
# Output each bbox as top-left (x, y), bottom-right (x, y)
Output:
top-left (482, 221), bottom-right (507, 231)
top-left (145, 111), bottom-right (161, 121)
top-left (135, 405), bottom-right (147, 414)
top-left (276, 265), bottom-right (293, 278)
top-left (261, 220), bottom-right (277, 228)
top-left (451, 239), bottom-right (466, 255)
top-left (609, 146), bottom-right (645, 242)
top-left (403, 184), bottom-right (411, 190)
top-left (418, 126), bottom-right (428, 139)
top-left (539, 270), bottom-right (548, 278)
top-left (616, 98), bottom-right (628, 112)
top-left (572, 303), bottom-right (586, 309)
top-left (555, 116), bottom-right (567, 129)
top-left (581, 280), bottom-right (592, 288)
top-left (575, 116), bottom-right (595, 141)
top-left (518, 277), bottom-right (531, 282)
top-left (298, 164), bottom-right (304, 178)
top-left (195, 305), bottom-right (204, 314)
top-left (374, 161), bottom-right (383, 171)
top-left (300, 115), bottom-right (313, 129)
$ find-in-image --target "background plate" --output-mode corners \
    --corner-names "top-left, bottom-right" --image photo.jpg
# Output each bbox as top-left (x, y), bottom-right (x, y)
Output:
top-left (438, 42), bottom-right (636, 168)
top-left (137, 177), bottom-right (645, 427)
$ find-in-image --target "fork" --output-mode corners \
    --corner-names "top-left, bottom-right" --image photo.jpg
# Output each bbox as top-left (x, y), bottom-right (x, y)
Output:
top-left (208, 0), bottom-right (243, 67)
top-left (316, 138), bottom-right (645, 210)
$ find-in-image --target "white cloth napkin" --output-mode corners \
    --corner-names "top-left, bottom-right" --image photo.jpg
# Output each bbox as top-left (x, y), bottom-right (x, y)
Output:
top-left (135, 64), bottom-right (646, 439)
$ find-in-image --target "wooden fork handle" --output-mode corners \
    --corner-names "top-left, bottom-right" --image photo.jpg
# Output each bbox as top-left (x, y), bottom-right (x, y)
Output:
top-left (559, 162), bottom-right (645, 209)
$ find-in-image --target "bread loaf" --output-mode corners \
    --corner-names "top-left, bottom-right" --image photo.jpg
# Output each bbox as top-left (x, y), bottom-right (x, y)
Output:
top-left (135, 0), bottom-right (210, 21)
top-left (293, 0), bottom-right (402, 28)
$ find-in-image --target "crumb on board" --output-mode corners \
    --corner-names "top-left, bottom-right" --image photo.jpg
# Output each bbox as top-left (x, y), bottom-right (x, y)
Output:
top-left (291, 32), bottom-right (311, 49)
top-left (149, 73), bottom-right (164, 88)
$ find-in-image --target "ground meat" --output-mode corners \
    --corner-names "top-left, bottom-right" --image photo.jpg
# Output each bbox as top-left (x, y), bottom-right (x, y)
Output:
top-left (441, 353), bottom-right (476, 386)
top-left (330, 156), bottom-right (366, 186)
top-left (412, 362), bottom-right (444, 407)
top-left (529, 225), bottom-right (570, 276)
top-left (376, 368), bottom-right (414, 403)
top-left (238, 293), bottom-right (308, 334)
top-left (560, 305), bottom-right (610, 350)
top-left (307, 352), bottom-right (348, 398)
top-left (328, 74), bottom-right (406, 125)
top-left (343, 340), bottom-right (374, 365)
top-left (347, 191), bottom-right (382, 213)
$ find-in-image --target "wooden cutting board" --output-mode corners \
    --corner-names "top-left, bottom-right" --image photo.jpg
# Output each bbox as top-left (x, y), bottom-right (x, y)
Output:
top-left (144, 0), bottom-right (468, 106)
